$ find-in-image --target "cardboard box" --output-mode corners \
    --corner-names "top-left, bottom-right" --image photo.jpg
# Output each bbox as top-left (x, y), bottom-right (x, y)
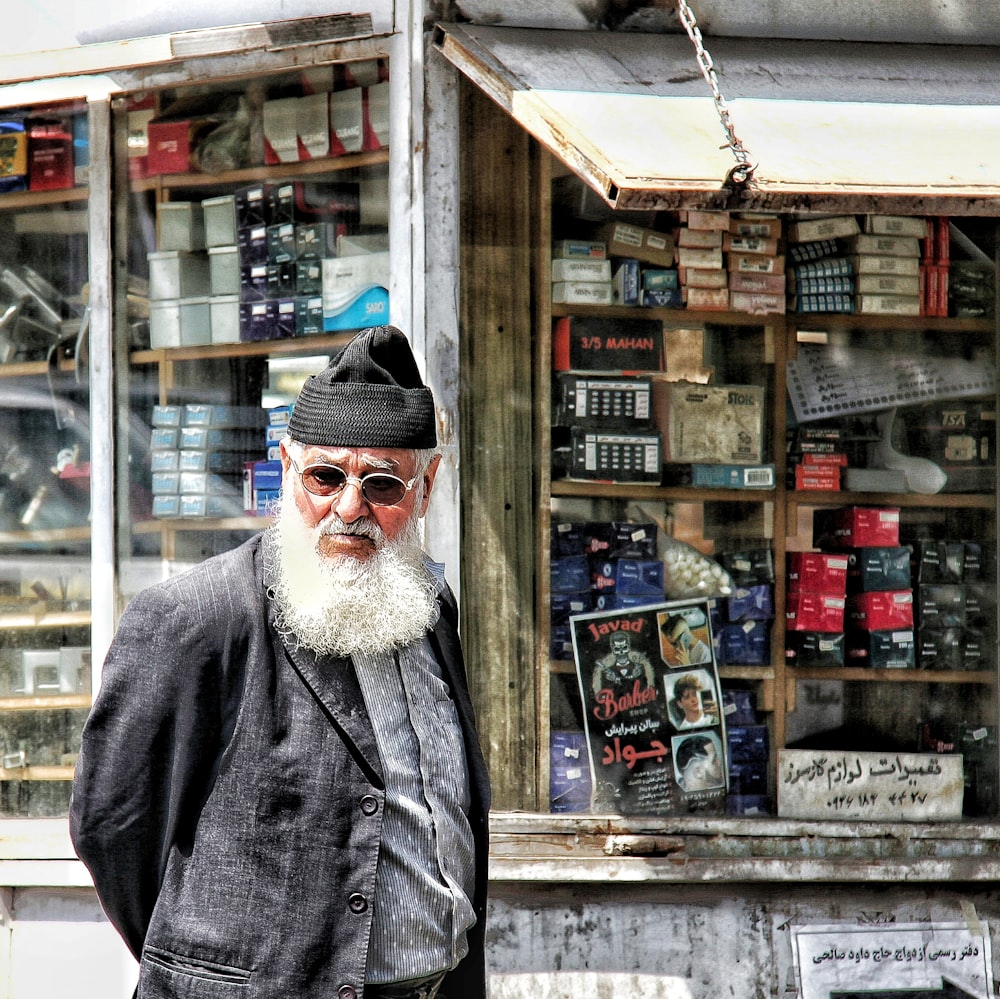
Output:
top-left (329, 87), bottom-right (363, 156)
top-left (28, 122), bottom-right (74, 191)
top-left (147, 118), bottom-right (214, 175)
top-left (689, 463), bottom-right (775, 489)
top-left (717, 620), bottom-right (770, 665)
top-left (0, 125), bottom-right (28, 190)
top-left (917, 583), bottom-right (967, 629)
top-left (321, 252), bottom-right (389, 331)
top-left (590, 558), bottom-right (664, 596)
top-left (864, 215), bottom-right (930, 238)
top-left (718, 548), bottom-right (775, 586)
top-left (842, 234), bottom-right (921, 258)
top-left (657, 382), bottom-right (765, 465)
top-left (595, 222), bottom-right (674, 268)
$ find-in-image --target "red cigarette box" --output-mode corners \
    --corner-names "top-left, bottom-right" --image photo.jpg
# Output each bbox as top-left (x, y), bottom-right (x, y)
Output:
top-left (813, 506), bottom-right (900, 549)
top-left (847, 590), bottom-right (914, 631)
top-left (786, 552), bottom-right (849, 596)
top-left (28, 123), bottom-right (73, 191)
top-left (786, 592), bottom-right (846, 632)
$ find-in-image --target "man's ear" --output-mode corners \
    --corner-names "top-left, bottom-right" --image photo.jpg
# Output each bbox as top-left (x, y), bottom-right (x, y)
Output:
top-left (417, 453), bottom-right (443, 517)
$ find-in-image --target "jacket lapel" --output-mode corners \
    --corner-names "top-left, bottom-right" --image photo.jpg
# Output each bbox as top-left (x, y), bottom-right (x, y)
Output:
top-left (278, 634), bottom-right (385, 787)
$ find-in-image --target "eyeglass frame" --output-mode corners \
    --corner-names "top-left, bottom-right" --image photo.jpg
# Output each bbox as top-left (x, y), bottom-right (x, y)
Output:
top-left (286, 455), bottom-right (420, 507)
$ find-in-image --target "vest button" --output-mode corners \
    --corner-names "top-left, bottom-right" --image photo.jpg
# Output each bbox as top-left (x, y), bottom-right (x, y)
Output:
top-left (360, 794), bottom-right (379, 816)
top-left (337, 986), bottom-right (357, 999)
top-left (348, 892), bottom-right (368, 913)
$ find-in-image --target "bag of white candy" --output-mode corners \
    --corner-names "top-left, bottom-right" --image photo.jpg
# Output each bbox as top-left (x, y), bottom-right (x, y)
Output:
top-left (662, 537), bottom-right (733, 599)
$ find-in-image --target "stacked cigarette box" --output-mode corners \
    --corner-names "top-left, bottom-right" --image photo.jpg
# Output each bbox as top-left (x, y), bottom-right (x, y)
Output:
top-left (548, 520), bottom-right (659, 659)
top-left (911, 538), bottom-right (997, 670)
top-left (786, 424), bottom-right (847, 492)
top-left (587, 221), bottom-right (680, 309)
top-left (550, 240), bottom-right (613, 306)
top-left (713, 547), bottom-right (774, 667)
top-left (785, 550), bottom-right (848, 667)
top-left (725, 214), bottom-right (786, 315)
top-left (920, 217), bottom-right (950, 317)
top-left (722, 687), bottom-right (770, 816)
top-left (150, 404), bottom-right (264, 519)
top-left (786, 215), bottom-right (860, 314)
top-left (674, 210), bottom-right (729, 311)
top-left (812, 505), bottom-right (916, 668)
top-left (846, 220), bottom-right (925, 316)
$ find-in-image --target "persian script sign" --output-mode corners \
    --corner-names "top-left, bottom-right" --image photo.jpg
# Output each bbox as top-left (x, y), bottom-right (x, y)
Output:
top-left (778, 749), bottom-right (964, 821)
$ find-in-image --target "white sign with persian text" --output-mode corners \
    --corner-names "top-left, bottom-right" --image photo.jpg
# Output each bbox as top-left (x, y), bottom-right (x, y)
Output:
top-left (792, 922), bottom-right (993, 999)
top-left (778, 750), bottom-right (964, 821)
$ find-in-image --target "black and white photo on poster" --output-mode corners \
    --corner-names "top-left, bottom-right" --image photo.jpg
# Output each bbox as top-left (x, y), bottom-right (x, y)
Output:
top-left (570, 597), bottom-right (728, 815)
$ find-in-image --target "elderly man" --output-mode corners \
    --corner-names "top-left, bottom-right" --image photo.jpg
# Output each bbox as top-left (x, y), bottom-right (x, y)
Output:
top-left (70, 326), bottom-right (490, 999)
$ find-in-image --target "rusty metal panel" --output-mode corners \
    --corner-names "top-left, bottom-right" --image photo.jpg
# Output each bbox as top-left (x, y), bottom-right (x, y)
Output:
top-left (434, 23), bottom-right (1000, 214)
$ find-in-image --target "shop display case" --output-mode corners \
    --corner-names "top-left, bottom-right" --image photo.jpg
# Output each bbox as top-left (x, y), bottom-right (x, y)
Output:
top-left (0, 99), bottom-right (93, 815)
top-left (536, 163), bottom-right (999, 821)
top-left (0, 34), bottom-right (396, 819)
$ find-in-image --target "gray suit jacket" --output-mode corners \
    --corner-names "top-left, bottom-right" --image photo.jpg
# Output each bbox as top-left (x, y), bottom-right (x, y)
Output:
top-left (70, 533), bottom-right (490, 998)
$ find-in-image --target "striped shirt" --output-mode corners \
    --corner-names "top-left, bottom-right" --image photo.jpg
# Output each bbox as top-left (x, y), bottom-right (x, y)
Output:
top-left (352, 588), bottom-right (477, 984)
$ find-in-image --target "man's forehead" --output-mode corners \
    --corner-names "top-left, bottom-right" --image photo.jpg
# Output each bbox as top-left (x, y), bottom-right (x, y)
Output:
top-left (301, 445), bottom-right (416, 468)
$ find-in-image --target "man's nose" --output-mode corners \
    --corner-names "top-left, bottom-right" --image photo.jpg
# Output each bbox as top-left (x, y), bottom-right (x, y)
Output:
top-left (332, 480), bottom-right (369, 522)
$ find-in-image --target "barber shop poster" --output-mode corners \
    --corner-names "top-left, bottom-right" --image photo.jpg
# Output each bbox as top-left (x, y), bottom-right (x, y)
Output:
top-left (570, 598), bottom-right (727, 815)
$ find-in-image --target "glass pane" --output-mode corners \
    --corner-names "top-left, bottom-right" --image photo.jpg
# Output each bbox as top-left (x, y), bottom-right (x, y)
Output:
top-left (542, 186), bottom-right (999, 823)
top-left (112, 60), bottom-right (391, 605)
top-left (0, 100), bottom-right (92, 816)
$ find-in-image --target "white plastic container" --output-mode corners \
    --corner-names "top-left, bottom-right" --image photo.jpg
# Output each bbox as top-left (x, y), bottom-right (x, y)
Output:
top-left (209, 246), bottom-right (240, 295)
top-left (202, 194), bottom-right (238, 247)
top-left (157, 201), bottom-right (206, 251)
top-left (210, 294), bottom-right (241, 344)
top-left (148, 250), bottom-right (210, 300)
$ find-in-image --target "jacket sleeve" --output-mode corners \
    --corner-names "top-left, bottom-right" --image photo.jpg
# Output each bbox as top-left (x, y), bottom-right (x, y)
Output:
top-left (69, 580), bottom-right (240, 959)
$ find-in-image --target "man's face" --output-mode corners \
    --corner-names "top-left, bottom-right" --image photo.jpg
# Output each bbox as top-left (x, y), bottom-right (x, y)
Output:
top-left (281, 442), bottom-right (441, 561)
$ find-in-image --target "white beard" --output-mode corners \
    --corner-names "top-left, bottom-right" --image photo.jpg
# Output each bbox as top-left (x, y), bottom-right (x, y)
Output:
top-left (267, 495), bottom-right (439, 657)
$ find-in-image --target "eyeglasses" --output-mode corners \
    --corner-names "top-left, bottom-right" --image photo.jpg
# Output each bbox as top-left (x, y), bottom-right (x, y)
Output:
top-left (288, 458), bottom-right (418, 506)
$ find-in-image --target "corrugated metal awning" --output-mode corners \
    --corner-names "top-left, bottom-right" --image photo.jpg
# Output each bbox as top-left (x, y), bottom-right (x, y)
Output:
top-left (434, 23), bottom-right (1000, 215)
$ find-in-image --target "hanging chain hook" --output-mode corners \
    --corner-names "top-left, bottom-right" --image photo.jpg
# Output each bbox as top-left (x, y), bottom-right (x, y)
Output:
top-left (675, 0), bottom-right (757, 200)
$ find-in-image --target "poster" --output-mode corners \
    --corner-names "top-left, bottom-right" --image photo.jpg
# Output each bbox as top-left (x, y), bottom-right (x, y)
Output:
top-left (792, 921), bottom-right (993, 999)
top-left (570, 598), bottom-right (727, 815)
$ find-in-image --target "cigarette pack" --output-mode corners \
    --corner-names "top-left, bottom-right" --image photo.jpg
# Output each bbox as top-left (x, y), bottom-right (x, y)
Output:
top-left (723, 234), bottom-right (779, 256)
top-left (684, 286), bottom-right (730, 310)
top-left (846, 628), bottom-right (916, 668)
top-left (551, 257), bottom-right (612, 283)
top-left (552, 281), bottom-right (614, 305)
top-left (854, 273), bottom-right (921, 296)
top-left (785, 630), bottom-right (845, 667)
top-left (855, 294), bottom-right (921, 316)
top-left (846, 590), bottom-right (914, 631)
top-left (553, 240), bottom-right (607, 259)
top-left (786, 552), bottom-right (849, 595)
top-left (729, 290), bottom-right (785, 315)
top-left (676, 246), bottom-right (723, 270)
top-left (676, 227), bottom-right (723, 248)
top-left (728, 271), bottom-right (786, 294)
top-left (730, 215), bottom-right (782, 238)
top-left (729, 253), bottom-right (785, 275)
top-left (787, 215), bottom-right (861, 243)
top-left (842, 234), bottom-right (921, 258)
top-left (845, 547), bottom-right (912, 593)
top-left (681, 267), bottom-right (728, 288)
top-left (864, 215), bottom-right (930, 238)
top-left (812, 506), bottom-right (900, 549)
top-left (849, 254), bottom-right (920, 276)
top-left (786, 592), bottom-right (846, 632)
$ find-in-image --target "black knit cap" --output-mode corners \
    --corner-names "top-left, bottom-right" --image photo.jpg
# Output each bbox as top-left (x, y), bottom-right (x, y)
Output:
top-left (287, 325), bottom-right (437, 448)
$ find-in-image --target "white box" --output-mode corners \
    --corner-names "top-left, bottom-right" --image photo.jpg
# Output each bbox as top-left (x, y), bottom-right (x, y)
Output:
top-left (148, 250), bottom-right (210, 300)
top-left (657, 382), bottom-right (765, 464)
top-left (150, 298), bottom-right (181, 348)
top-left (551, 258), bottom-right (612, 283)
top-left (157, 201), bottom-right (205, 252)
top-left (365, 82), bottom-right (390, 148)
top-left (330, 87), bottom-right (364, 154)
top-left (209, 246), bottom-right (240, 295)
top-left (202, 195), bottom-right (237, 247)
top-left (322, 252), bottom-right (390, 315)
top-left (179, 297), bottom-right (212, 346)
top-left (210, 294), bottom-right (241, 344)
top-left (552, 281), bottom-right (614, 305)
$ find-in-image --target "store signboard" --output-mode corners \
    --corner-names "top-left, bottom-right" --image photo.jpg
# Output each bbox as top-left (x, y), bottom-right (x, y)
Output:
top-left (792, 922), bottom-right (993, 999)
top-left (570, 598), bottom-right (727, 816)
top-left (778, 749), bottom-right (964, 821)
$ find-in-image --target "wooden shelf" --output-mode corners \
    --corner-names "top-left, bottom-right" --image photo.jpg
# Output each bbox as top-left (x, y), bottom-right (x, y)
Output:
top-left (789, 667), bottom-right (995, 684)
top-left (551, 480), bottom-right (775, 503)
top-left (0, 766), bottom-right (76, 782)
top-left (134, 517), bottom-right (269, 533)
top-left (129, 148), bottom-right (389, 193)
top-left (0, 610), bottom-right (89, 631)
top-left (131, 331), bottom-right (355, 366)
top-left (0, 527), bottom-right (90, 547)
top-left (0, 186), bottom-right (89, 211)
top-left (0, 695), bottom-right (90, 712)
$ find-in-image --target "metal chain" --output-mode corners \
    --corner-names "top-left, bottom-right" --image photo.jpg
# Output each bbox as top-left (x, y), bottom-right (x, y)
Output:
top-left (675, 0), bottom-right (756, 189)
